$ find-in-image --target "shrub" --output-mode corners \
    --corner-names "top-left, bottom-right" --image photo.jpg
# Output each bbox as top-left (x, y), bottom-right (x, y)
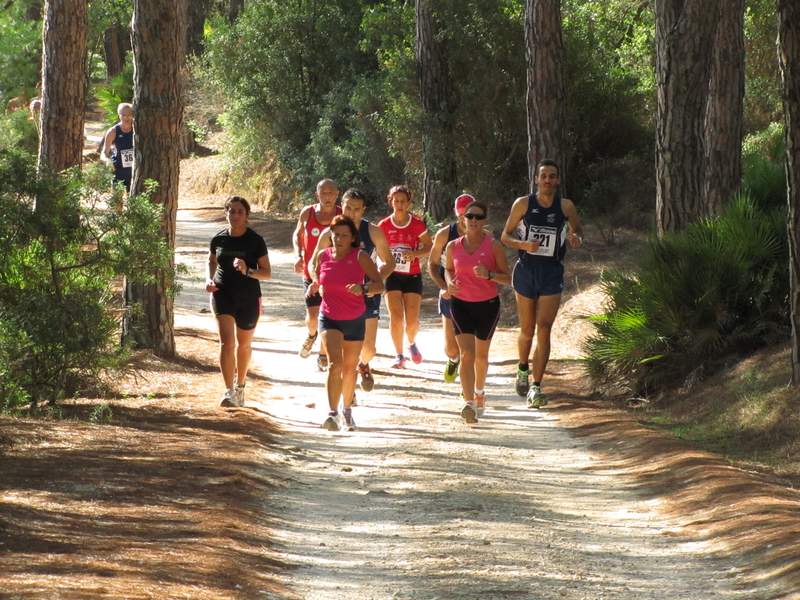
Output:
top-left (0, 150), bottom-right (173, 409)
top-left (741, 121), bottom-right (786, 211)
top-left (582, 196), bottom-right (789, 398)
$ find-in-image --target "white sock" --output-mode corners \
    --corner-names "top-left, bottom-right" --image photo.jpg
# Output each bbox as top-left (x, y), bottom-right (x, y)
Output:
top-left (475, 389), bottom-right (484, 397)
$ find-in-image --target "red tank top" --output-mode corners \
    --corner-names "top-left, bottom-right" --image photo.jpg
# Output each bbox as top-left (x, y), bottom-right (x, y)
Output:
top-left (302, 204), bottom-right (341, 279)
top-left (452, 234), bottom-right (498, 302)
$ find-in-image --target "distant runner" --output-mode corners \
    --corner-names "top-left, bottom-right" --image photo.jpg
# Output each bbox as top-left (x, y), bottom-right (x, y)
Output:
top-left (293, 179), bottom-right (342, 371)
top-left (377, 186), bottom-right (433, 369)
top-left (205, 196), bottom-right (271, 407)
top-left (101, 103), bottom-right (134, 192)
top-left (500, 159), bottom-right (583, 408)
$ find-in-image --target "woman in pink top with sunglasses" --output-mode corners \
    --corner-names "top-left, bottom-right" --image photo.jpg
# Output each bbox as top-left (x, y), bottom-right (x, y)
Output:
top-left (444, 201), bottom-right (511, 424)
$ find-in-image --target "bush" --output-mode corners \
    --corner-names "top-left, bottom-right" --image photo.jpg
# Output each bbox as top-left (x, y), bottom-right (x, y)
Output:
top-left (582, 196), bottom-right (789, 398)
top-left (742, 121), bottom-right (786, 211)
top-left (0, 110), bottom-right (39, 156)
top-left (0, 150), bottom-right (173, 409)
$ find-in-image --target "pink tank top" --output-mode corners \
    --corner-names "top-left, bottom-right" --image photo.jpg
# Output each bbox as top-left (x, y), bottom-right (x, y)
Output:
top-left (319, 246), bottom-right (367, 320)
top-left (452, 234), bottom-right (499, 303)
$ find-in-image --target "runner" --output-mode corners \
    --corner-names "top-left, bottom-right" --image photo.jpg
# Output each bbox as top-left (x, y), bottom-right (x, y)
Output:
top-left (205, 196), bottom-right (271, 407)
top-left (101, 103), bottom-right (134, 192)
top-left (377, 186), bottom-right (433, 368)
top-left (293, 179), bottom-right (342, 371)
top-left (308, 216), bottom-right (384, 431)
top-left (428, 194), bottom-right (473, 383)
top-left (315, 188), bottom-right (395, 394)
top-left (444, 201), bottom-right (511, 423)
top-left (500, 159), bottom-right (583, 408)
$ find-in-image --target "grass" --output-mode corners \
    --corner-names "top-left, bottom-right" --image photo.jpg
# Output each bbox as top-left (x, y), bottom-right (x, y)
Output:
top-left (632, 342), bottom-right (800, 487)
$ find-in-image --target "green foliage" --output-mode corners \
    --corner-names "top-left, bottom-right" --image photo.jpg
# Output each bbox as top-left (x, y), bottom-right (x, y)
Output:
top-left (742, 122), bottom-right (787, 211)
top-left (94, 63), bottom-right (134, 124)
top-left (0, 5), bottom-right (41, 100)
top-left (583, 197), bottom-right (789, 398)
top-left (743, 0), bottom-right (782, 134)
top-left (0, 109), bottom-right (39, 156)
top-left (0, 150), bottom-right (173, 409)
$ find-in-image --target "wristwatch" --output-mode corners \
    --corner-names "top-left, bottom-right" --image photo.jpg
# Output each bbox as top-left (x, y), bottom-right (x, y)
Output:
top-left (247, 267), bottom-right (255, 278)
top-left (361, 284), bottom-right (369, 295)
top-left (487, 271), bottom-right (494, 280)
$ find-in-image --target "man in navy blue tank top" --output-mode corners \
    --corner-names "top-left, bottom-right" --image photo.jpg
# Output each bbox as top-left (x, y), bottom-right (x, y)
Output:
top-left (101, 103), bottom-right (134, 192)
top-left (501, 159), bottom-right (584, 409)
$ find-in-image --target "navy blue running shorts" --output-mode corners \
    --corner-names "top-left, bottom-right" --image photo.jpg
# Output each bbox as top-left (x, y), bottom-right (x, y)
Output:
top-left (319, 313), bottom-right (367, 342)
top-left (512, 261), bottom-right (564, 300)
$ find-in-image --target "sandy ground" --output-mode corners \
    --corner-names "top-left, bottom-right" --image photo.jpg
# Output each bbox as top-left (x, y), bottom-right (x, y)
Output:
top-left (172, 196), bottom-right (793, 600)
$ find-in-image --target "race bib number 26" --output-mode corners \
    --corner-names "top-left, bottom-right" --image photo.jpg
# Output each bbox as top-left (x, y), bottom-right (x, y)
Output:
top-left (391, 244), bottom-right (413, 273)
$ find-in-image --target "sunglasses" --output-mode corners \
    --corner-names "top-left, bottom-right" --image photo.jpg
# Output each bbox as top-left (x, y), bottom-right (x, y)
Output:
top-left (464, 213), bottom-right (487, 220)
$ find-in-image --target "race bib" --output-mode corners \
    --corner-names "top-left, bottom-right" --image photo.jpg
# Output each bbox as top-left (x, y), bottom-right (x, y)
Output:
top-left (120, 148), bottom-right (134, 169)
top-left (391, 244), bottom-right (413, 273)
top-left (519, 223), bottom-right (559, 257)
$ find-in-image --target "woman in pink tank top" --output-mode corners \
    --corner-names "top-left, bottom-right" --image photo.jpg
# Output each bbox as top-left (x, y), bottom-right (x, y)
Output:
top-left (444, 201), bottom-right (511, 424)
top-left (309, 216), bottom-right (384, 431)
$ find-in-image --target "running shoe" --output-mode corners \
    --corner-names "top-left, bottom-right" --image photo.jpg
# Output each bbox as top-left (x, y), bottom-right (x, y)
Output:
top-left (391, 354), bottom-right (406, 369)
top-left (515, 364), bottom-right (530, 397)
top-left (350, 392), bottom-right (358, 407)
top-left (359, 363), bottom-right (375, 392)
top-left (235, 384), bottom-right (246, 406)
top-left (408, 343), bottom-right (423, 364)
top-left (526, 385), bottom-right (548, 409)
top-left (317, 354), bottom-right (328, 371)
top-left (219, 387), bottom-right (238, 407)
top-left (460, 402), bottom-right (478, 424)
top-left (444, 358), bottom-right (459, 383)
top-left (300, 333), bottom-right (317, 358)
top-left (322, 411), bottom-right (341, 431)
top-left (343, 408), bottom-right (356, 431)
top-left (474, 392), bottom-right (486, 417)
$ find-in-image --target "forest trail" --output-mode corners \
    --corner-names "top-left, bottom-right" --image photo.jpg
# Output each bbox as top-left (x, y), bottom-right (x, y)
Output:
top-left (172, 196), bottom-right (785, 600)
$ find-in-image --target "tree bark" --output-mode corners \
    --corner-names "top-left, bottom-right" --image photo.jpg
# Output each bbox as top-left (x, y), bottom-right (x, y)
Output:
top-left (524, 0), bottom-right (566, 193)
top-left (415, 0), bottom-right (457, 222)
top-left (778, 0), bottom-right (800, 384)
top-left (37, 0), bottom-right (87, 174)
top-left (655, 0), bottom-right (721, 235)
top-left (123, 0), bottom-right (187, 358)
top-left (703, 0), bottom-right (744, 216)
top-left (186, 0), bottom-right (206, 57)
top-left (103, 24), bottom-right (131, 80)
top-left (229, 0), bottom-right (244, 24)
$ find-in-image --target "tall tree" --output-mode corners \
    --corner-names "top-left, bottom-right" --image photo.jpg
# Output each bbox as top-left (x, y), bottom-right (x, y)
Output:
top-left (123, 0), bottom-right (187, 357)
top-left (415, 0), bottom-right (457, 222)
top-left (778, 0), bottom-right (800, 384)
top-left (37, 0), bottom-right (87, 174)
top-left (103, 23), bottom-right (130, 79)
top-left (524, 0), bottom-right (566, 192)
top-left (703, 0), bottom-right (745, 215)
top-left (654, 0), bottom-right (721, 235)
top-left (228, 0), bottom-right (243, 23)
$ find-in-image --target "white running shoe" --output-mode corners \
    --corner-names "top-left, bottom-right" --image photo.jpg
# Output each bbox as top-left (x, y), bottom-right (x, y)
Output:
top-left (220, 387), bottom-right (238, 407)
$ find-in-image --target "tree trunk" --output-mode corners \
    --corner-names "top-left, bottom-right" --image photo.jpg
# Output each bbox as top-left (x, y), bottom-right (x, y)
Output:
top-left (186, 0), bottom-right (206, 57)
top-left (415, 0), bottom-right (457, 222)
top-left (124, 0), bottom-right (187, 358)
top-left (703, 0), bottom-right (744, 215)
top-left (778, 0), bottom-right (800, 385)
top-left (103, 24), bottom-right (131, 80)
top-left (37, 0), bottom-right (87, 174)
top-left (229, 0), bottom-right (244, 23)
top-left (655, 0), bottom-right (721, 235)
top-left (524, 0), bottom-right (566, 193)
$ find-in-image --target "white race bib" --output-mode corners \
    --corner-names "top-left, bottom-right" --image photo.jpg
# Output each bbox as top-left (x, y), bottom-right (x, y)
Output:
top-left (521, 224), bottom-right (559, 257)
top-left (391, 244), bottom-right (413, 273)
top-left (120, 148), bottom-right (134, 169)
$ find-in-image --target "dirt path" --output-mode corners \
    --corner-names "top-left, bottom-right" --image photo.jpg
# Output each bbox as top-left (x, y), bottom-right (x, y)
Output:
top-left (173, 202), bottom-right (787, 600)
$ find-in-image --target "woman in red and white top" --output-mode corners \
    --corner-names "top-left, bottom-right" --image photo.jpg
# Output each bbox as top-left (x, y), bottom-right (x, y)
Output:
top-left (444, 201), bottom-right (511, 423)
top-left (309, 216), bottom-right (384, 431)
top-left (377, 186), bottom-right (433, 368)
